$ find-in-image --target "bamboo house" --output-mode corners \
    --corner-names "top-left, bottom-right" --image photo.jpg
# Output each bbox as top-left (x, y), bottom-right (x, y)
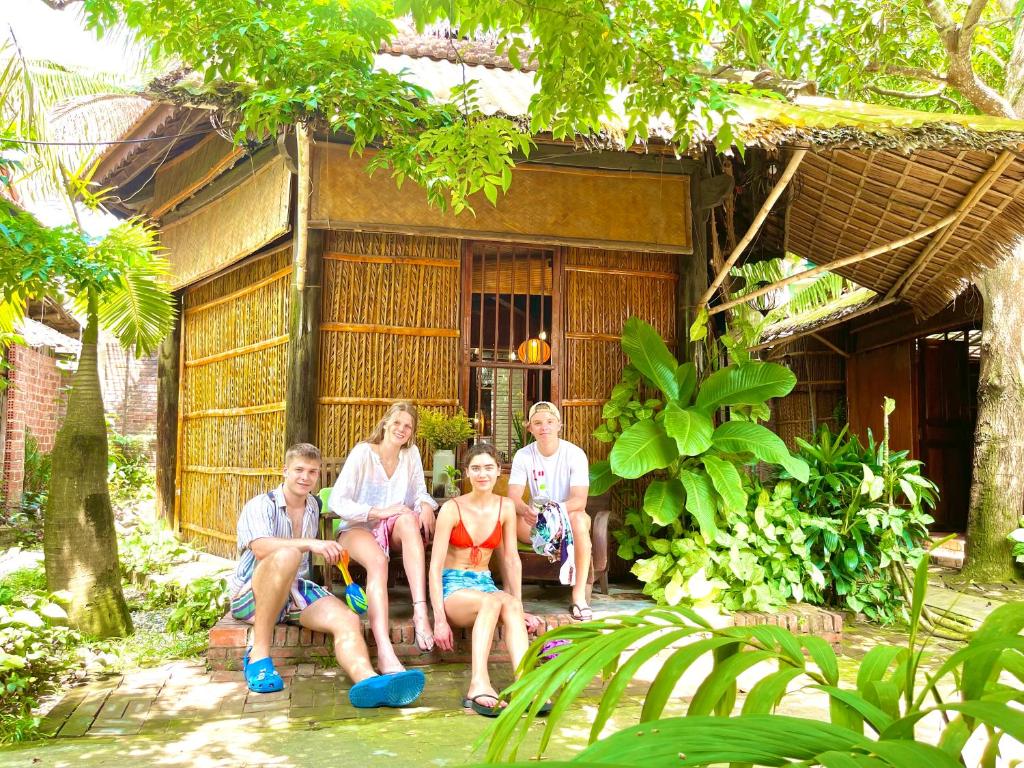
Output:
top-left (93, 34), bottom-right (1024, 558)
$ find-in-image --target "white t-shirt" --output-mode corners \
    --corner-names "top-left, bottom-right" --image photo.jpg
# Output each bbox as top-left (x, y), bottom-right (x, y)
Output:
top-left (509, 440), bottom-right (589, 503)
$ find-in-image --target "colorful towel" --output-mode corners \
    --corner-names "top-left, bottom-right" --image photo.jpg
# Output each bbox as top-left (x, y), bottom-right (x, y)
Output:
top-left (530, 501), bottom-right (576, 586)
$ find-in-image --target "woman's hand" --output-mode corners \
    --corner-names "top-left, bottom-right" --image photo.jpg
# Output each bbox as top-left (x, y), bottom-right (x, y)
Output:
top-left (372, 503), bottom-right (412, 521)
top-left (433, 618), bottom-right (454, 651)
top-left (523, 612), bottom-right (544, 635)
top-left (418, 503), bottom-right (436, 539)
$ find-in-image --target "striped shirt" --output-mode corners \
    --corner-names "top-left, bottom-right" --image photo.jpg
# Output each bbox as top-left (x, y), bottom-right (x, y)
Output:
top-left (229, 485), bottom-right (320, 596)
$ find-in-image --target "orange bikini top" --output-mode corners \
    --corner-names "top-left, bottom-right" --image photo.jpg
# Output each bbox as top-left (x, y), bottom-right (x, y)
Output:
top-left (449, 498), bottom-right (502, 565)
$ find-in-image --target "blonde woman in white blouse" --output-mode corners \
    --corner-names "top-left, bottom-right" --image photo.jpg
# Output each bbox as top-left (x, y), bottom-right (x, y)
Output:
top-left (329, 401), bottom-right (438, 673)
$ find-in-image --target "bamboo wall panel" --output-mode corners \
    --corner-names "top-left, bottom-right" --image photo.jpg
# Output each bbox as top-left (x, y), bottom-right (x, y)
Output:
top-left (561, 246), bottom-right (679, 579)
top-left (317, 231), bottom-right (461, 461)
top-left (160, 156), bottom-right (292, 289)
top-left (150, 134), bottom-right (243, 218)
top-left (310, 145), bottom-right (691, 252)
top-left (178, 248), bottom-right (293, 556)
top-left (768, 339), bottom-right (847, 450)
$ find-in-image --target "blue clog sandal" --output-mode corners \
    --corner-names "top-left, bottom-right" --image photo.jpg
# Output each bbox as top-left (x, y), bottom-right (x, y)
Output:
top-left (348, 669), bottom-right (425, 708)
top-left (244, 649), bottom-right (284, 694)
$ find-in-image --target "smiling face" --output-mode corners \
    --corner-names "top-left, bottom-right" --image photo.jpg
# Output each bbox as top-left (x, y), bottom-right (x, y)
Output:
top-left (383, 409), bottom-right (416, 448)
top-left (527, 408), bottom-right (561, 446)
top-left (465, 451), bottom-right (500, 493)
top-left (283, 456), bottom-right (321, 498)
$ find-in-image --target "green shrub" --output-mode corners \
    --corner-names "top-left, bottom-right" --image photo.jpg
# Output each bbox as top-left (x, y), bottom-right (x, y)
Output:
top-left (417, 408), bottom-right (476, 451)
top-left (0, 567), bottom-right (46, 605)
top-left (0, 431), bottom-right (50, 546)
top-left (166, 577), bottom-right (229, 633)
top-left (0, 588), bottom-right (82, 744)
top-left (107, 424), bottom-right (153, 502)
top-left (118, 514), bottom-right (191, 579)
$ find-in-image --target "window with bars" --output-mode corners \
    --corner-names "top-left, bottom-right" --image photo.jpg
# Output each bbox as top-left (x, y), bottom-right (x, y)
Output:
top-left (462, 242), bottom-right (560, 464)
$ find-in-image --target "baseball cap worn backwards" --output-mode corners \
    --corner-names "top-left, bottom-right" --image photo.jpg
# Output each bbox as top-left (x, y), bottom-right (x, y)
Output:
top-left (528, 401), bottom-right (561, 422)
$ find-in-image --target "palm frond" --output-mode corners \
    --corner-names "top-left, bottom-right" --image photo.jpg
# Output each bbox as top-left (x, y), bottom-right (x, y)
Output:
top-left (93, 220), bottom-right (175, 356)
top-left (477, 552), bottom-right (1024, 766)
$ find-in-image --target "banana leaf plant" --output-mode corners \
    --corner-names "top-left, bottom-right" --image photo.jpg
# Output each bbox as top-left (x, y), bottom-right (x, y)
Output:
top-left (475, 545), bottom-right (1024, 766)
top-left (591, 317), bottom-right (809, 546)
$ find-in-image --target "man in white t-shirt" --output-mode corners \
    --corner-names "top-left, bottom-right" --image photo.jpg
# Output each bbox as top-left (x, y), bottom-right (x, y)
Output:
top-left (508, 401), bottom-right (593, 620)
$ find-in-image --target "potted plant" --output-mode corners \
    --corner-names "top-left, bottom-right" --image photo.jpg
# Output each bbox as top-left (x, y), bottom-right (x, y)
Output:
top-left (418, 408), bottom-right (475, 496)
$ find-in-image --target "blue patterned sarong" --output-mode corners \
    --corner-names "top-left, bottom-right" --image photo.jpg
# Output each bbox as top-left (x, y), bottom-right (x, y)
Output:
top-left (442, 568), bottom-right (499, 601)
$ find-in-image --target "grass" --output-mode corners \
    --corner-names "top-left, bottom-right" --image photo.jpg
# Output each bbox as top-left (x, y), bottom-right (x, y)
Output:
top-left (101, 627), bottom-right (209, 671)
top-left (0, 565), bottom-right (46, 604)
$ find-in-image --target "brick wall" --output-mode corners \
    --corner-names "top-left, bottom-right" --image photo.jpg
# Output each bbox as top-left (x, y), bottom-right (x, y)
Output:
top-left (98, 333), bottom-right (158, 436)
top-left (2, 344), bottom-right (68, 507)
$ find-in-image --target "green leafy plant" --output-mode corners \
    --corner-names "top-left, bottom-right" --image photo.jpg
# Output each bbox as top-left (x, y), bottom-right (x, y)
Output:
top-left (0, 586), bottom-right (82, 744)
top-left (106, 424), bottom-right (153, 503)
top-left (791, 406), bottom-right (937, 624)
top-left (592, 317), bottom-right (807, 605)
top-left (443, 464), bottom-right (463, 497)
top-left (166, 577), bottom-right (229, 634)
top-left (1008, 517), bottom-right (1024, 566)
top-left (477, 547), bottom-right (1024, 766)
top-left (418, 408), bottom-right (476, 451)
top-left (118, 514), bottom-right (191, 580)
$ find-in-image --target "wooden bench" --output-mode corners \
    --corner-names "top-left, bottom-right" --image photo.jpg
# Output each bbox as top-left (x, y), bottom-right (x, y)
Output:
top-left (315, 457), bottom-right (611, 599)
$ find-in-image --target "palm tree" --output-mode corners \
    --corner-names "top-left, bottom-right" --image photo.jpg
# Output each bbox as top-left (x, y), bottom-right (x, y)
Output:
top-left (1, 42), bottom-right (174, 637)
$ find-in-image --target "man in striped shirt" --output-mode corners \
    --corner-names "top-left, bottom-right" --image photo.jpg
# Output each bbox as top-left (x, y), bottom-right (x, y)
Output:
top-left (229, 442), bottom-right (425, 707)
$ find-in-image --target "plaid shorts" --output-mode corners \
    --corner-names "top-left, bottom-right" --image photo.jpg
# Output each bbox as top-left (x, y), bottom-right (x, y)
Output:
top-left (230, 578), bottom-right (330, 625)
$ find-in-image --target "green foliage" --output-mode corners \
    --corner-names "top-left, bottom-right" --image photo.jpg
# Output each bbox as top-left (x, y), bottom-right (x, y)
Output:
top-left (791, 423), bottom-right (936, 623)
top-left (593, 317), bottom-right (805, 605)
top-left (0, 582), bottom-right (82, 745)
top-left (418, 408), bottom-right (476, 451)
top-left (477, 552), bottom-right (1024, 766)
top-left (0, 431), bottom-right (50, 545)
top-left (166, 577), bottom-right (229, 634)
top-left (118, 514), bottom-right (191, 579)
top-left (1009, 517), bottom-right (1024, 565)
top-left (0, 567), bottom-right (47, 605)
top-left (106, 424), bottom-right (153, 503)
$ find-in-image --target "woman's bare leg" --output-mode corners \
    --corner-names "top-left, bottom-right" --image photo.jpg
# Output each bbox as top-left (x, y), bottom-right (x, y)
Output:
top-left (338, 528), bottom-right (403, 674)
top-left (390, 514), bottom-right (433, 651)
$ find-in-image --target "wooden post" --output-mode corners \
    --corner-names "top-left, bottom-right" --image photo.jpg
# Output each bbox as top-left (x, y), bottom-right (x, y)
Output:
top-left (679, 168), bottom-right (710, 363)
top-left (155, 292), bottom-right (182, 526)
top-left (285, 124), bottom-right (323, 447)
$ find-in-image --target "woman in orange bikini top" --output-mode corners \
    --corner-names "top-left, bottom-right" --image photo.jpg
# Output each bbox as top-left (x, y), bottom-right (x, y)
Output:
top-left (428, 443), bottom-right (543, 717)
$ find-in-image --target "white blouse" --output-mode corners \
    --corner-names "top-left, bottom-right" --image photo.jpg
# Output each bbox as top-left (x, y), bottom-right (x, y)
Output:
top-left (328, 442), bottom-right (437, 530)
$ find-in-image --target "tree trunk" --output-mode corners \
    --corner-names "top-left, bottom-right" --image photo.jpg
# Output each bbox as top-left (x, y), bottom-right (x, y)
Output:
top-left (43, 294), bottom-right (132, 637)
top-left (961, 245), bottom-right (1024, 582)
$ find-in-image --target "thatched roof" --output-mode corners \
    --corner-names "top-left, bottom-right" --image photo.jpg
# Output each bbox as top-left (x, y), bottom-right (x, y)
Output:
top-left (90, 35), bottom-right (1024, 321)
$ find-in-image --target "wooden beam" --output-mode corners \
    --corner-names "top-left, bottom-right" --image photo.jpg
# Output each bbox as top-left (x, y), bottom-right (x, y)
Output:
top-left (698, 149), bottom-right (807, 308)
top-left (155, 294), bottom-right (182, 526)
top-left (680, 168), bottom-right (710, 362)
top-left (709, 213), bottom-right (958, 317)
top-left (285, 124), bottom-right (322, 447)
top-left (889, 150), bottom-right (1015, 299)
top-left (810, 332), bottom-right (849, 358)
top-left (321, 323), bottom-right (460, 338)
top-left (751, 298), bottom-right (897, 352)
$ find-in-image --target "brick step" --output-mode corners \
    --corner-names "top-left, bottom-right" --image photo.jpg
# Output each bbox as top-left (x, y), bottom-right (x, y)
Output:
top-left (207, 603), bottom-right (843, 671)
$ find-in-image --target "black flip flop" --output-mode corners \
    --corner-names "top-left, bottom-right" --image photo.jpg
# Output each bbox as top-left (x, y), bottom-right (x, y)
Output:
top-left (462, 693), bottom-right (505, 717)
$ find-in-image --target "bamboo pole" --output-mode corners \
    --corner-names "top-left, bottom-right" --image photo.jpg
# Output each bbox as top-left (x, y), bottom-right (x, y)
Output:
top-left (323, 252), bottom-right (459, 268)
top-left (184, 402), bottom-right (286, 419)
top-left (889, 150), bottom-right (1015, 299)
top-left (564, 265), bottom-right (679, 280)
top-left (184, 266), bottom-right (293, 316)
top-left (317, 397), bottom-right (459, 406)
top-left (185, 334), bottom-right (289, 368)
top-left (184, 465), bottom-right (282, 476)
top-left (320, 322), bottom-right (460, 338)
top-left (810, 332), bottom-right (849, 358)
top-left (710, 212), bottom-right (958, 317)
top-left (698, 149), bottom-right (808, 309)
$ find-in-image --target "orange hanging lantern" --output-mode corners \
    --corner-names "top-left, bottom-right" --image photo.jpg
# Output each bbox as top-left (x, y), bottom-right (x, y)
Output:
top-left (517, 337), bottom-right (551, 365)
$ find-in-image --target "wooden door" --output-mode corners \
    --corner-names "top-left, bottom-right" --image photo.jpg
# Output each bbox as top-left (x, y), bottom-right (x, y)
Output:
top-left (918, 338), bottom-right (973, 531)
top-left (847, 341), bottom-right (916, 456)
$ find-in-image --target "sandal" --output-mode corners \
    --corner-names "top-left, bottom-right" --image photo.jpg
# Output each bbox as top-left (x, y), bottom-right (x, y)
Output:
top-left (569, 603), bottom-right (593, 622)
top-left (244, 649), bottom-right (284, 694)
top-left (462, 693), bottom-right (506, 718)
top-left (349, 669), bottom-right (425, 708)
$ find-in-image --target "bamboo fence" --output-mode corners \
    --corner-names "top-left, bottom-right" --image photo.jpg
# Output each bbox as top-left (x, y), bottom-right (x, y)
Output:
top-left (767, 336), bottom-right (847, 449)
top-left (316, 231), bottom-right (462, 463)
top-left (176, 245), bottom-right (293, 556)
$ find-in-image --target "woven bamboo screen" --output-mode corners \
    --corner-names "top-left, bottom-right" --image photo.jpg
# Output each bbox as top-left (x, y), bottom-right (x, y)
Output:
top-left (767, 336), bottom-right (846, 450)
top-left (561, 247), bottom-right (679, 460)
top-left (177, 246), bottom-right (293, 556)
top-left (316, 231), bottom-right (462, 463)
